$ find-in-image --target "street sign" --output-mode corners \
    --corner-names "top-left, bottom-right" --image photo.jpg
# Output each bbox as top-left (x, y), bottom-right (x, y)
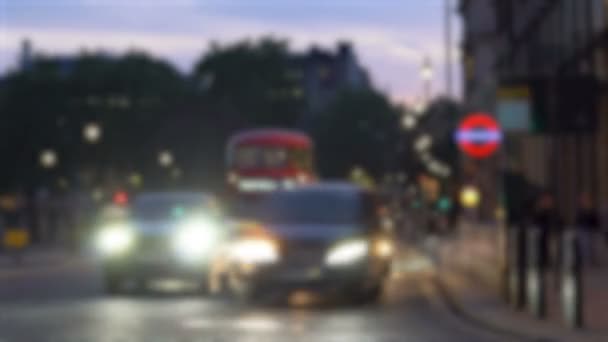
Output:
top-left (455, 113), bottom-right (502, 159)
top-left (497, 86), bottom-right (531, 132)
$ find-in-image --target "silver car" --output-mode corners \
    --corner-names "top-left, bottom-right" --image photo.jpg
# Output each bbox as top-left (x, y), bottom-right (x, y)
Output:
top-left (94, 192), bottom-right (226, 293)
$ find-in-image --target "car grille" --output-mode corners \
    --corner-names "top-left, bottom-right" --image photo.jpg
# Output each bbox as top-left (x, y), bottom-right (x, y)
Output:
top-left (137, 235), bottom-right (170, 253)
top-left (279, 240), bottom-right (328, 267)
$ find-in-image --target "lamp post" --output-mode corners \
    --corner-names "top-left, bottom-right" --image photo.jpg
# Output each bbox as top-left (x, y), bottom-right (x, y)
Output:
top-left (402, 114), bottom-right (417, 131)
top-left (444, 0), bottom-right (454, 97)
top-left (82, 122), bottom-right (102, 188)
top-left (421, 56), bottom-right (434, 105)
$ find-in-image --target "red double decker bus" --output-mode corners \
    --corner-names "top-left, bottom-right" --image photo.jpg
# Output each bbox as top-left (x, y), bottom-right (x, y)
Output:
top-left (226, 129), bottom-right (315, 194)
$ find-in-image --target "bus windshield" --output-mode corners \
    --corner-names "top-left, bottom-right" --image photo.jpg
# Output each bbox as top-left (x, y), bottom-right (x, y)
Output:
top-left (233, 146), bottom-right (312, 170)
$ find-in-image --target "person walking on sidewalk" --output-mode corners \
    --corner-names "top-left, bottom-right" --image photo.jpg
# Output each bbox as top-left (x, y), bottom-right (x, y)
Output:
top-left (531, 191), bottom-right (564, 269)
top-left (575, 192), bottom-right (600, 266)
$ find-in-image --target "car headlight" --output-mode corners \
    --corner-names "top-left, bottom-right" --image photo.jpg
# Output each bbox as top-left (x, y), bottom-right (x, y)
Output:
top-left (373, 238), bottom-right (394, 258)
top-left (173, 218), bottom-right (219, 261)
top-left (230, 238), bottom-right (279, 264)
top-left (96, 224), bottom-right (135, 256)
top-left (325, 239), bottom-right (369, 267)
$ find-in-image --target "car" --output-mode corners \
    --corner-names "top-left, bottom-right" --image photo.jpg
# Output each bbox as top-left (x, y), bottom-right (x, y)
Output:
top-left (93, 192), bottom-right (226, 294)
top-left (217, 182), bottom-right (395, 303)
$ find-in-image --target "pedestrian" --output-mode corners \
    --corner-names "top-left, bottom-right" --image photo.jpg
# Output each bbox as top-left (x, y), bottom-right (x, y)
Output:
top-left (531, 191), bottom-right (563, 269)
top-left (575, 192), bottom-right (600, 266)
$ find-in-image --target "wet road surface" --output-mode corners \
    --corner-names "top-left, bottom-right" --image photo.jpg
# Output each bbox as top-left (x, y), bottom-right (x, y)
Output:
top-left (0, 251), bottom-right (510, 342)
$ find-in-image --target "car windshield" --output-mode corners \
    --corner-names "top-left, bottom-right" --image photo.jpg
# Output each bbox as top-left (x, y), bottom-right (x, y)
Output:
top-left (227, 197), bottom-right (268, 220)
top-left (258, 190), bottom-right (363, 224)
top-left (132, 194), bottom-right (213, 220)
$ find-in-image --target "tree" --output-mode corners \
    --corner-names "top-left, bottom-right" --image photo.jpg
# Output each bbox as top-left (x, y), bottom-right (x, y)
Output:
top-left (312, 89), bottom-right (401, 179)
top-left (0, 52), bottom-right (190, 190)
top-left (193, 38), bottom-right (305, 127)
top-left (418, 97), bottom-right (464, 177)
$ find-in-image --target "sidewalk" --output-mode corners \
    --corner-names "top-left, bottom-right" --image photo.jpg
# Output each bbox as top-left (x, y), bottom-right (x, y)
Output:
top-left (0, 245), bottom-right (87, 276)
top-left (433, 225), bottom-right (608, 342)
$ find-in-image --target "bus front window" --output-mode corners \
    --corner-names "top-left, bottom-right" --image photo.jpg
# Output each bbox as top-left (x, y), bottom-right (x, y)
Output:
top-left (233, 146), bottom-right (311, 170)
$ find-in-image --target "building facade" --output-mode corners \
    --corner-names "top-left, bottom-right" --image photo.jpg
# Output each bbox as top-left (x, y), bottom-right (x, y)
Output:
top-left (461, 0), bottom-right (608, 221)
top-left (292, 43), bottom-right (371, 126)
top-left (459, 0), bottom-right (501, 220)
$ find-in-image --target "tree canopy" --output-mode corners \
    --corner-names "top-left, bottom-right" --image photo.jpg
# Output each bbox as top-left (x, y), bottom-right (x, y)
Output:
top-left (193, 38), bottom-right (304, 127)
top-left (0, 37), bottom-right (420, 192)
top-left (312, 89), bottom-right (401, 179)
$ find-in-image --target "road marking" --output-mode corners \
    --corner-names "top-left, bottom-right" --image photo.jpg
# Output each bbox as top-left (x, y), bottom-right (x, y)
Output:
top-left (182, 314), bottom-right (284, 333)
top-left (181, 318), bottom-right (216, 329)
top-left (232, 315), bottom-right (282, 332)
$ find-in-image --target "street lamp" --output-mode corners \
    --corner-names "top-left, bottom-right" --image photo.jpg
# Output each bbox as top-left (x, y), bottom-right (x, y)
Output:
top-left (460, 186), bottom-right (481, 209)
top-left (40, 149), bottom-right (58, 169)
top-left (83, 122), bottom-right (102, 144)
top-left (415, 134), bottom-right (433, 152)
top-left (421, 56), bottom-right (434, 104)
top-left (401, 114), bottom-right (417, 131)
top-left (158, 150), bottom-right (174, 168)
top-left (413, 98), bottom-right (428, 116)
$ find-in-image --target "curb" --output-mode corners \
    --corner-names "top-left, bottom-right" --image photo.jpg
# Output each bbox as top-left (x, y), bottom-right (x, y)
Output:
top-left (433, 273), bottom-right (555, 342)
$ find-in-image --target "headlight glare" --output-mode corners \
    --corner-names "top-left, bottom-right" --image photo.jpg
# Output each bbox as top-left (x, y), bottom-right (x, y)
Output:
top-left (96, 225), bottom-right (134, 255)
top-left (231, 239), bottom-right (279, 264)
top-left (325, 239), bottom-right (369, 267)
top-left (173, 219), bottom-right (218, 261)
top-left (374, 238), bottom-right (394, 258)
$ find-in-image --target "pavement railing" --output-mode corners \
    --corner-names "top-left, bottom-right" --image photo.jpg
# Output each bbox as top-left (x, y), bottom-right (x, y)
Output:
top-left (443, 222), bottom-right (608, 334)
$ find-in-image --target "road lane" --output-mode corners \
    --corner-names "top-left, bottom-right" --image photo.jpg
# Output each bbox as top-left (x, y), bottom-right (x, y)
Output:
top-left (0, 251), bottom-right (510, 342)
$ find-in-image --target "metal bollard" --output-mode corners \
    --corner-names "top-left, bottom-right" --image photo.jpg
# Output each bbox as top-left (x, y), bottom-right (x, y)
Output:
top-left (507, 225), bottom-right (527, 309)
top-left (525, 226), bottom-right (546, 318)
top-left (561, 229), bottom-right (584, 329)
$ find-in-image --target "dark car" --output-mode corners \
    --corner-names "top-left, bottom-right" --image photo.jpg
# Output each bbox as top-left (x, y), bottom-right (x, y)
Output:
top-left (94, 192), bottom-right (226, 293)
top-left (221, 183), bottom-right (395, 302)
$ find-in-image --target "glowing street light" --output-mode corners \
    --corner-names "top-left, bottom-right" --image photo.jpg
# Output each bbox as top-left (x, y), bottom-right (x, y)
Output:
top-left (460, 186), bottom-right (481, 209)
top-left (158, 150), bottom-right (174, 168)
top-left (401, 114), bottom-right (417, 130)
top-left (421, 57), bottom-right (434, 81)
top-left (413, 99), bottom-right (428, 115)
top-left (40, 149), bottom-right (58, 169)
top-left (415, 134), bottom-right (433, 152)
top-left (421, 56), bottom-right (434, 104)
top-left (83, 122), bottom-right (102, 144)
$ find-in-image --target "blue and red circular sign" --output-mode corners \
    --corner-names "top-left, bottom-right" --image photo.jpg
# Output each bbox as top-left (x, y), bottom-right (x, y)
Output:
top-left (455, 113), bottom-right (502, 159)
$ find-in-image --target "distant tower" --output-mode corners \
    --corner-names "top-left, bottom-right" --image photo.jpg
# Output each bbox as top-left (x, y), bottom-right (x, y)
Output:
top-left (19, 39), bottom-right (33, 71)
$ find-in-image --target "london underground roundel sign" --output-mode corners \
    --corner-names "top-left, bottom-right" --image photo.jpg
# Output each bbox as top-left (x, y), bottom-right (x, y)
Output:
top-left (455, 113), bottom-right (503, 159)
